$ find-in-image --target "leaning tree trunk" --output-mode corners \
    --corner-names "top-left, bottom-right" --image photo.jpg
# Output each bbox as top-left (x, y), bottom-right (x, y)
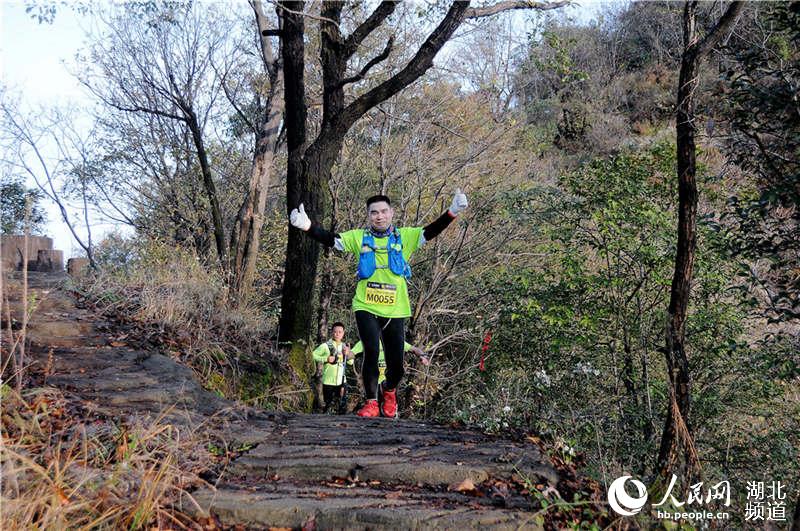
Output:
top-left (229, 0), bottom-right (284, 303)
top-left (186, 109), bottom-right (227, 265)
top-left (229, 123), bottom-right (280, 301)
top-left (657, 44), bottom-right (699, 479)
top-left (656, 0), bottom-right (743, 480)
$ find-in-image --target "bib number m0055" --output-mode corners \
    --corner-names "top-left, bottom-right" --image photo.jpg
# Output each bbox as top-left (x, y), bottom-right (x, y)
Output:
top-left (365, 282), bottom-right (397, 306)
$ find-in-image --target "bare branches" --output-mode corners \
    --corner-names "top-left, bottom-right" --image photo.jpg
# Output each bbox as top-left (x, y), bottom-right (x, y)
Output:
top-left (465, 0), bottom-right (571, 19)
top-left (274, 1), bottom-right (340, 26)
top-left (79, 4), bottom-right (234, 263)
top-left (0, 102), bottom-right (97, 266)
top-left (338, 36), bottom-right (395, 88)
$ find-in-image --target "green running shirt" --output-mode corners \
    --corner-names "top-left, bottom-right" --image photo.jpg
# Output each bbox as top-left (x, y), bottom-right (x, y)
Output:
top-left (339, 227), bottom-right (423, 318)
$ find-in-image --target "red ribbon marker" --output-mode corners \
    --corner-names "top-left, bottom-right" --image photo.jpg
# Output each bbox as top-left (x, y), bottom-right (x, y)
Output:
top-left (479, 330), bottom-right (492, 371)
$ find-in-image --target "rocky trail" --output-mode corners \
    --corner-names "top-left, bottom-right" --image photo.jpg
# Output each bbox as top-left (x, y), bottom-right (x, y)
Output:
top-left (2, 271), bottom-right (610, 530)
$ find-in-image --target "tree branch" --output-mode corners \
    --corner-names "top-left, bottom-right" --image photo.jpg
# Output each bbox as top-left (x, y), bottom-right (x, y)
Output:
top-left (109, 103), bottom-right (185, 122)
top-left (465, 0), bottom-right (571, 19)
top-left (344, 0), bottom-right (397, 58)
top-left (339, 36), bottom-right (394, 88)
top-left (275, 2), bottom-right (340, 26)
top-left (341, 1), bottom-right (471, 129)
top-left (694, 1), bottom-right (744, 58)
top-left (214, 63), bottom-right (256, 134)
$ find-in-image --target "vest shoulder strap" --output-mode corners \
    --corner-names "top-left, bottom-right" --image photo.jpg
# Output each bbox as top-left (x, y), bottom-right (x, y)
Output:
top-left (326, 340), bottom-right (338, 355)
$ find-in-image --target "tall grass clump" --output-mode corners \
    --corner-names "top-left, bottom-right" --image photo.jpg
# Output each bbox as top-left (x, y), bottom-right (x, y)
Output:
top-left (1, 386), bottom-right (213, 529)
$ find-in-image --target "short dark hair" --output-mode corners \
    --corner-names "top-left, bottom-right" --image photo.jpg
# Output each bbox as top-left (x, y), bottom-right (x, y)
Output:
top-left (331, 321), bottom-right (345, 331)
top-left (366, 195), bottom-right (391, 208)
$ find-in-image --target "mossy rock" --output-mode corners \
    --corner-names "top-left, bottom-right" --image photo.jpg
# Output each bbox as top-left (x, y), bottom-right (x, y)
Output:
top-left (287, 341), bottom-right (315, 412)
top-left (238, 369), bottom-right (272, 404)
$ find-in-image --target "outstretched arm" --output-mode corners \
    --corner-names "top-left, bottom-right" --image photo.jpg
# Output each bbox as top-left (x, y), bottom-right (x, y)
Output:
top-left (290, 203), bottom-right (344, 249)
top-left (421, 189), bottom-right (468, 244)
top-left (404, 342), bottom-right (430, 366)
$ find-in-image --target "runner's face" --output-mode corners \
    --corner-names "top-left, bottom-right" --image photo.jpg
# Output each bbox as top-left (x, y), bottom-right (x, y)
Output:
top-left (332, 326), bottom-right (345, 342)
top-left (368, 201), bottom-right (393, 231)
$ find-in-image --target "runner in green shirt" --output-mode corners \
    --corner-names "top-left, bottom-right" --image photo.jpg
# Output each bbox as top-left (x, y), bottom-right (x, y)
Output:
top-left (290, 190), bottom-right (467, 417)
top-left (351, 340), bottom-right (429, 385)
top-left (310, 322), bottom-right (354, 414)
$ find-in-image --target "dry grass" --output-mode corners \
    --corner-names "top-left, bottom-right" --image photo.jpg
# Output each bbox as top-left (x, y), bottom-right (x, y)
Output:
top-left (86, 239), bottom-right (266, 336)
top-left (0, 386), bottom-right (214, 529)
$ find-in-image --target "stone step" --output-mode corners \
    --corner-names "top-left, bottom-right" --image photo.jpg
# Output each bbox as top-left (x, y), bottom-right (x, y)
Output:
top-left (26, 319), bottom-right (95, 336)
top-left (187, 483), bottom-right (544, 530)
top-left (227, 415), bottom-right (557, 486)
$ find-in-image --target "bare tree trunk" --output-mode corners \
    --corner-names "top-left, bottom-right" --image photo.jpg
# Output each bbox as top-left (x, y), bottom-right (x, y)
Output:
top-left (230, 0), bottom-right (284, 303)
top-left (277, 0), bottom-right (310, 347)
top-left (656, 0), bottom-right (743, 480)
top-left (316, 182), bottom-right (340, 343)
top-left (186, 110), bottom-right (227, 265)
top-left (0, 105), bottom-right (98, 270)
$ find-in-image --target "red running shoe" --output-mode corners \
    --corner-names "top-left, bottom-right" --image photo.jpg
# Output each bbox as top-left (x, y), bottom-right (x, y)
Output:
top-left (356, 399), bottom-right (380, 417)
top-left (379, 385), bottom-right (397, 418)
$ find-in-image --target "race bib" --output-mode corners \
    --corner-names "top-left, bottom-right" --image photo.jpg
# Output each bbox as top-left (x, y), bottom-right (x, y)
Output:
top-left (365, 282), bottom-right (397, 306)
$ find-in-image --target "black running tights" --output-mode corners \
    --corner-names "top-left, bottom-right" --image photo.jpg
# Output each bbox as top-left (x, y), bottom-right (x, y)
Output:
top-left (355, 310), bottom-right (405, 399)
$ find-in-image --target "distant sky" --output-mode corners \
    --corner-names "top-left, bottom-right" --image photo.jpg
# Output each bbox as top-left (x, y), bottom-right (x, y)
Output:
top-left (1, 2), bottom-right (86, 103)
top-left (2, 2), bottom-right (98, 257)
top-left (1, 0), bottom-right (611, 259)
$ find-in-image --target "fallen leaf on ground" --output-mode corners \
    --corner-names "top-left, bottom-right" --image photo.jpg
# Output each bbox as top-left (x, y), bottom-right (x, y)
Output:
top-left (450, 478), bottom-right (476, 493)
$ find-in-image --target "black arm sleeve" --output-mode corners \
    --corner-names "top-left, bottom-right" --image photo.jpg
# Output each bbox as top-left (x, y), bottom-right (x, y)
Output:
top-left (423, 211), bottom-right (456, 241)
top-left (307, 224), bottom-right (339, 248)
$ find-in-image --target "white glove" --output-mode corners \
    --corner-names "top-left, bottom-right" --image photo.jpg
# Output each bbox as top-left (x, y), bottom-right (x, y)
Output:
top-left (448, 188), bottom-right (468, 216)
top-left (289, 203), bottom-right (311, 231)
